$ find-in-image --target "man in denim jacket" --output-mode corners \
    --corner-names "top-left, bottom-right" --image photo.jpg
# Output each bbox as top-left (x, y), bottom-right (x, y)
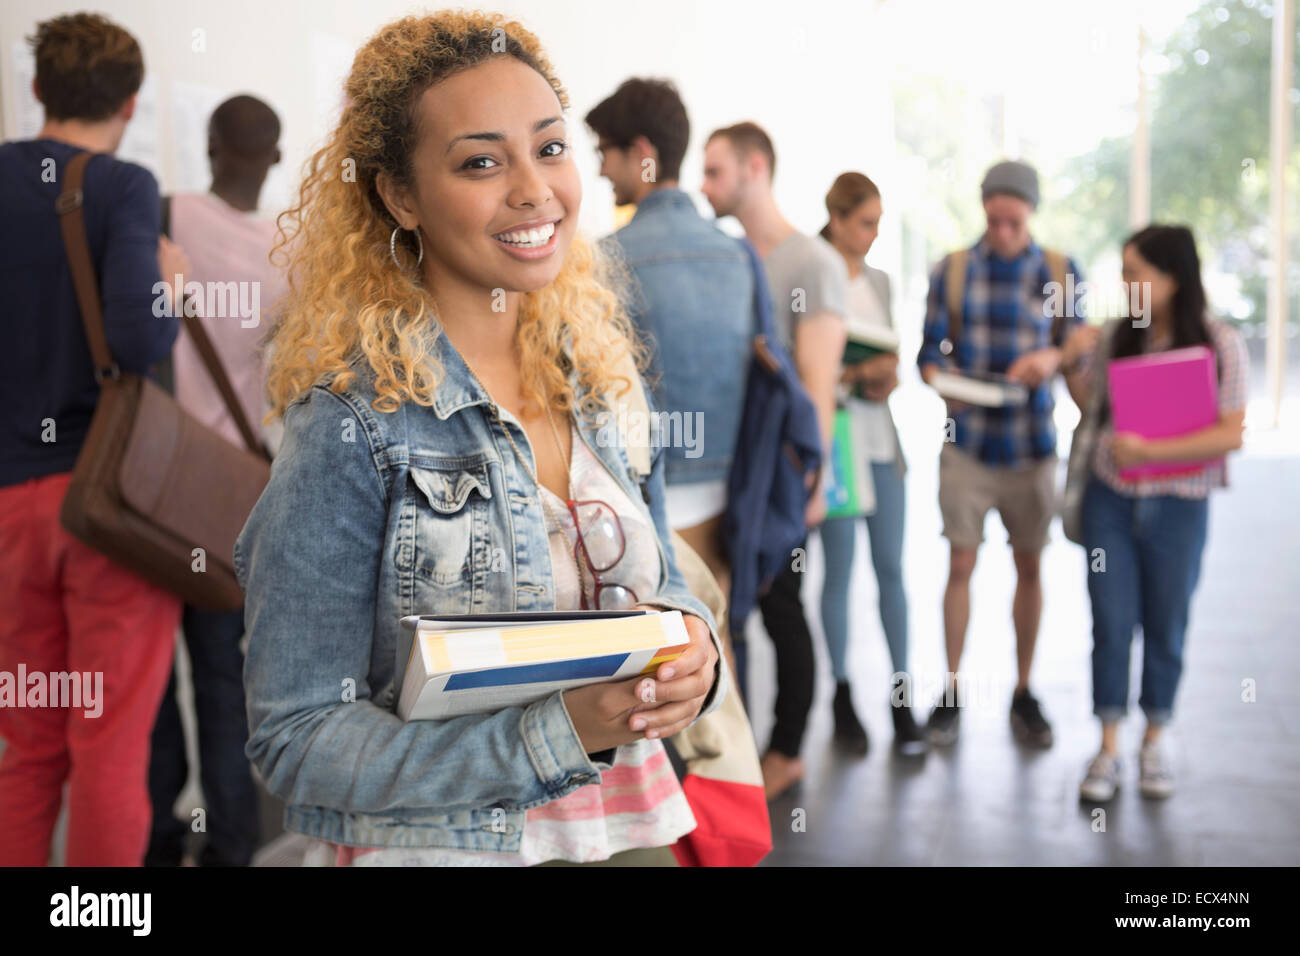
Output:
top-left (587, 78), bottom-right (753, 671)
top-left (234, 329), bottom-right (726, 853)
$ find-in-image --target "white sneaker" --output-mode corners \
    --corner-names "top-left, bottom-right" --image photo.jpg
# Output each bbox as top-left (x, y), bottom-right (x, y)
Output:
top-left (1079, 750), bottom-right (1121, 802)
top-left (1139, 741), bottom-right (1174, 799)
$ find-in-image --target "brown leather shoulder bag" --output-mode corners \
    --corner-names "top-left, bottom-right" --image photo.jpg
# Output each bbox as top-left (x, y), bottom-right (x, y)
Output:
top-left (55, 150), bottom-right (271, 610)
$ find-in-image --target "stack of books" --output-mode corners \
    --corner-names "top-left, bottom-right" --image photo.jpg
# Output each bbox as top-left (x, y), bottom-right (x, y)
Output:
top-left (395, 609), bottom-right (691, 720)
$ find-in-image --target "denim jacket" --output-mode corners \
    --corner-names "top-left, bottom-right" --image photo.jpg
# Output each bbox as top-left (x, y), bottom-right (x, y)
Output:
top-left (233, 325), bottom-right (726, 851)
top-left (600, 188), bottom-right (754, 486)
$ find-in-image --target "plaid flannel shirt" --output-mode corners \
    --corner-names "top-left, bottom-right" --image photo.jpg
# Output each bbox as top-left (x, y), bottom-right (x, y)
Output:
top-left (918, 237), bottom-right (1085, 466)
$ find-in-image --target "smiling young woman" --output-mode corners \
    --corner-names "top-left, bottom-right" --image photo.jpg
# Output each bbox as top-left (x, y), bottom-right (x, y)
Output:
top-left (239, 11), bottom-right (725, 866)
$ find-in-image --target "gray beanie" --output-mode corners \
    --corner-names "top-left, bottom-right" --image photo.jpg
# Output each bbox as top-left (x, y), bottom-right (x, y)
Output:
top-left (981, 160), bottom-right (1039, 208)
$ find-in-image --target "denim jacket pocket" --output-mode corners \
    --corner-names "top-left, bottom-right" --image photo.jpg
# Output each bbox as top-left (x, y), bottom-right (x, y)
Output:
top-left (403, 459), bottom-right (494, 594)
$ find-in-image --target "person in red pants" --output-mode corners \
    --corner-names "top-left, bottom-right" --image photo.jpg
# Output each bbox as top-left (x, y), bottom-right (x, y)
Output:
top-left (0, 475), bottom-right (180, 866)
top-left (0, 13), bottom-right (186, 866)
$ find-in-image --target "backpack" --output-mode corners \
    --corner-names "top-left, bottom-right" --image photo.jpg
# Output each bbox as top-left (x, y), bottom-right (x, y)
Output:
top-left (943, 245), bottom-right (1072, 354)
top-left (720, 239), bottom-right (823, 636)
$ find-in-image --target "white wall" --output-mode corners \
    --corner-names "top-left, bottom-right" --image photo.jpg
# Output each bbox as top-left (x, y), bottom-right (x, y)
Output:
top-left (1, 0), bottom-right (900, 268)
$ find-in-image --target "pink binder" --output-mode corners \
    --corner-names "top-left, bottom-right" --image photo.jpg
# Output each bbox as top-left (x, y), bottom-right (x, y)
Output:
top-left (1107, 345), bottom-right (1220, 481)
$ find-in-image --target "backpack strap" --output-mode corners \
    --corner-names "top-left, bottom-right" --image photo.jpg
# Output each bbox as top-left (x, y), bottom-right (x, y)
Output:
top-left (1042, 247), bottom-right (1070, 347)
top-left (944, 248), bottom-right (969, 356)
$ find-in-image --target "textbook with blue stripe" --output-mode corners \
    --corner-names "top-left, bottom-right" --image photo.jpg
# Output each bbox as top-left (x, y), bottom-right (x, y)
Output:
top-left (395, 610), bottom-right (691, 721)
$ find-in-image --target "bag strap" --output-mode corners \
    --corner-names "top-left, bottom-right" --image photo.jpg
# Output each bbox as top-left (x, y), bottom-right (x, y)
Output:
top-left (153, 195), bottom-right (176, 395)
top-left (57, 152), bottom-right (120, 385)
top-left (739, 237), bottom-right (781, 374)
top-left (179, 307), bottom-right (267, 457)
top-left (944, 248), bottom-right (969, 357)
top-left (740, 238), bottom-right (776, 342)
top-left (1042, 247), bottom-right (1070, 347)
top-left (1088, 319), bottom-right (1119, 423)
top-left (57, 155), bottom-right (267, 459)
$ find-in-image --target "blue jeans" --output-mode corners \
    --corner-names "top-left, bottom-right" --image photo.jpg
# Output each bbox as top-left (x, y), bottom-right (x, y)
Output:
top-left (146, 605), bottom-right (259, 866)
top-left (1081, 477), bottom-right (1209, 726)
top-left (819, 461), bottom-right (909, 683)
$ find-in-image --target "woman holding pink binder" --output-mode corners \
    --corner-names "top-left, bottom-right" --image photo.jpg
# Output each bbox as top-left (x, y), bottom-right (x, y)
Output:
top-left (1062, 225), bottom-right (1248, 804)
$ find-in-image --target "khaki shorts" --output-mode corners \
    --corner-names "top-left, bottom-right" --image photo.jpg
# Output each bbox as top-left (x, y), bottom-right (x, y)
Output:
top-left (938, 443), bottom-right (1057, 552)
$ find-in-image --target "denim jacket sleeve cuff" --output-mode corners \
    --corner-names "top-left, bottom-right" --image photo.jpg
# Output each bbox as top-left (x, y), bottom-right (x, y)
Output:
top-left (520, 690), bottom-right (606, 797)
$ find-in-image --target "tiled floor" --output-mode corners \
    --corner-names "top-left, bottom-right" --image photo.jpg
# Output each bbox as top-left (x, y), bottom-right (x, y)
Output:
top-left (746, 394), bottom-right (1300, 866)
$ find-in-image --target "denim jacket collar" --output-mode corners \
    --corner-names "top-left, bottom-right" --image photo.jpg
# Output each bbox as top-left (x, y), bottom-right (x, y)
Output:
top-left (425, 325), bottom-right (495, 421)
top-left (631, 186), bottom-right (694, 220)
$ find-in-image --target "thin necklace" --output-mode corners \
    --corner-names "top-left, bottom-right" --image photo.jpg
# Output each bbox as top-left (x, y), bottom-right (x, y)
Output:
top-left (461, 360), bottom-right (586, 592)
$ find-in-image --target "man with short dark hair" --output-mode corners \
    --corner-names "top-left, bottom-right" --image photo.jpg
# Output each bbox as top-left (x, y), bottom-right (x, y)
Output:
top-left (586, 79), bottom-right (751, 681)
top-left (0, 12), bottom-right (188, 866)
top-left (917, 159), bottom-right (1084, 750)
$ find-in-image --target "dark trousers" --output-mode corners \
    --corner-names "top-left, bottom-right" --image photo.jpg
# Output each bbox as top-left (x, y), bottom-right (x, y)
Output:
top-left (756, 540), bottom-right (816, 758)
top-left (146, 605), bottom-right (259, 866)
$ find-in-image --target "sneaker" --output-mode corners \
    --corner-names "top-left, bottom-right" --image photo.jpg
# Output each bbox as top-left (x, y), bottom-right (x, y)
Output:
top-left (926, 688), bottom-right (961, 746)
top-left (832, 681), bottom-right (869, 755)
top-left (891, 699), bottom-right (929, 757)
top-left (1139, 741), bottom-right (1174, 799)
top-left (1009, 688), bottom-right (1054, 748)
top-left (1079, 750), bottom-right (1121, 802)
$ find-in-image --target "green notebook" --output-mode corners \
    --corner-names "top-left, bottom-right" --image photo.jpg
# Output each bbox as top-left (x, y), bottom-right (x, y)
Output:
top-left (824, 408), bottom-right (874, 519)
top-left (842, 326), bottom-right (900, 365)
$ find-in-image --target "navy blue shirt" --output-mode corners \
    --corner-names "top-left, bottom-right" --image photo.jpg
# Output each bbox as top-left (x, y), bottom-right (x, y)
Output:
top-left (0, 139), bottom-right (177, 487)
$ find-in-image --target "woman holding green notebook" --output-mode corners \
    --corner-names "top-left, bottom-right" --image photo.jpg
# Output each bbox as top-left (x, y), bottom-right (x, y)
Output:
top-left (817, 172), bottom-right (925, 757)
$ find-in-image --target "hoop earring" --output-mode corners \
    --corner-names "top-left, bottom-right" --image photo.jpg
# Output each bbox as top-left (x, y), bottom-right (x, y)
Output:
top-left (389, 226), bottom-right (424, 270)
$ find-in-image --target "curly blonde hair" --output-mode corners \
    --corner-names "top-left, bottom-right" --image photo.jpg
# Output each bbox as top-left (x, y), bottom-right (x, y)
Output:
top-left (265, 10), bottom-right (642, 420)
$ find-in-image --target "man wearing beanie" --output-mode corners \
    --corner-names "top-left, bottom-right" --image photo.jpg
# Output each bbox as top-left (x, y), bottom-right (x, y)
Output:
top-left (917, 159), bottom-right (1084, 750)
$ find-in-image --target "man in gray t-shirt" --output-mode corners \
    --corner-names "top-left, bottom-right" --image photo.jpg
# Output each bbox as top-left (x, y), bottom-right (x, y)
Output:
top-left (701, 122), bottom-right (847, 800)
top-left (764, 231), bottom-right (850, 354)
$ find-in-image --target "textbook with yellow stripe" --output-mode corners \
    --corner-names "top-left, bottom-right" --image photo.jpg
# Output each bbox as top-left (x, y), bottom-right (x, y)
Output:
top-left (395, 610), bottom-right (691, 721)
